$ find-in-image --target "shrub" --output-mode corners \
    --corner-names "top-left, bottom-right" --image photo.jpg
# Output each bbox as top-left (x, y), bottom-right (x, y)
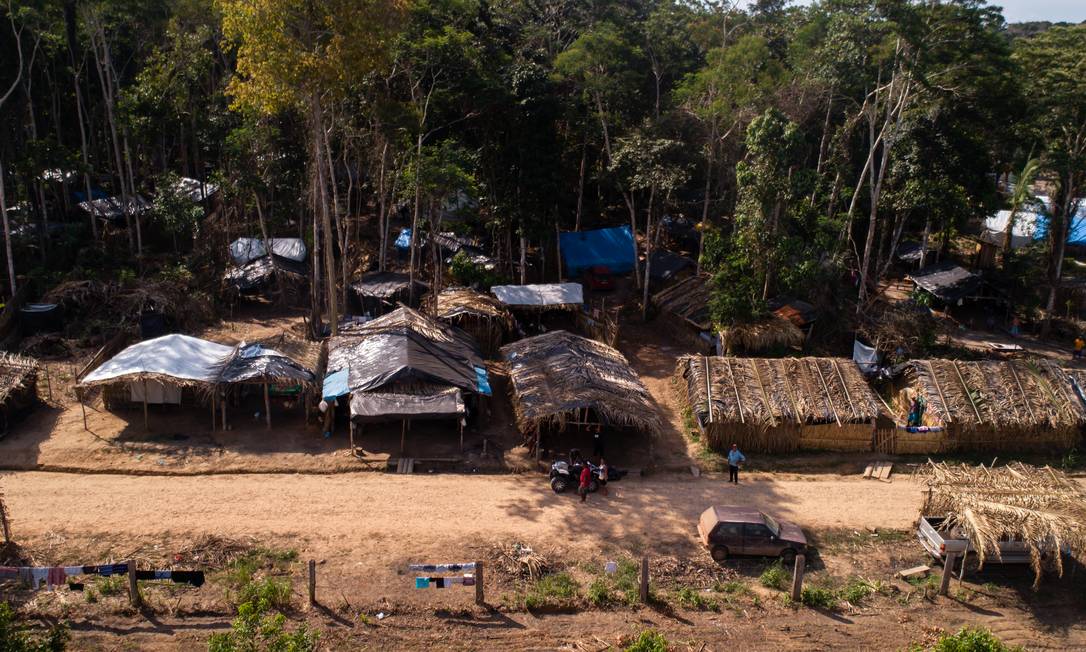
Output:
top-left (625, 629), bottom-right (669, 652)
top-left (238, 577), bottom-right (292, 612)
top-left (674, 587), bottom-right (716, 611)
top-left (0, 602), bottom-right (69, 652)
top-left (207, 598), bottom-right (317, 652)
top-left (839, 578), bottom-right (877, 605)
top-left (759, 562), bottom-right (788, 590)
top-left (928, 627), bottom-right (1023, 652)
top-left (96, 575), bottom-right (126, 597)
top-left (587, 579), bottom-right (611, 606)
top-left (800, 586), bottom-right (837, 609)
top-left (523, 572), bottom-right (579, 610)
top-left (713, 580), bottom-right (750, 596)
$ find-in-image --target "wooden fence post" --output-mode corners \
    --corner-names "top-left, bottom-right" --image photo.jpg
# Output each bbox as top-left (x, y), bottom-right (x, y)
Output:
top-left (791, 554), bottom-right (806, 602)
top-left (127, 559), bottom-right (140, 607)
top-left (639, 557), bottom-right (649, 603)
top-left (939, 552), bottom-right (958, 596)
top-left (308, 559), bottom-right (317, 608)
top-left (475, 560), bottom-right (484, 606)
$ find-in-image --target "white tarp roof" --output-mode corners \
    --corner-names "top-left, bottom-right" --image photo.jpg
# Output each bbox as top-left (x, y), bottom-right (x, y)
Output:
top-left (78, 195), bottom-right (151, 219)
top-left (173, 177), bottom-right (218, 202)
top-left (229, 237), bottom-right (308, 266)
top-left (491, 283), bottom-right (583, 307)
top-left (82, 334), bottom-right (233, 385)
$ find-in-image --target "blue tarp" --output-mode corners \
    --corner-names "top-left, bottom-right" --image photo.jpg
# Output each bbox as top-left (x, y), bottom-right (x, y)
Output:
top-left (322, 368), bottom-right (349, 400)
top-left (394, 228), bottom-right (412, 251)
top-left (474, 366), bottom-right (492, 396)
top-left (559, 225), bottom-right (635, 277)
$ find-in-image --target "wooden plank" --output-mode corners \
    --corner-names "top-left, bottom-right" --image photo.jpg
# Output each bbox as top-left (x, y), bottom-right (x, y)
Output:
top-left (703, 356), bottom-right (714, 423)
top-left (897, 565), bottom-right (930, 579)
top-left (878, 463), bottom-right (893, 480)
top-left (863, 463), bottom-right (875, 479)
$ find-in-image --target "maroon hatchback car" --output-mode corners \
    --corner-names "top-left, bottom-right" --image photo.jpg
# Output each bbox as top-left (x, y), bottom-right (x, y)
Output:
top-left (697, 506), bottom-right (807, 563)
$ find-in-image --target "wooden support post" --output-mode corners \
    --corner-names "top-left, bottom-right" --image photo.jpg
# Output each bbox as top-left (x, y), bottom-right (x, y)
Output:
top-left (459, 420), bottom-right (464, 452)
top-left (264, 383), bottom-right (272, 430)
top-left (79, 387), bottom-right (88, 431)
top-left (475, 560), bottom-right (484, 606)
top-left (127, 559), bottom-right (140, 607)
top-left (308, 559), bottom-right (317, 608)
top-left (221, 394), bottom-right (227, 431)
top-left (791, 554), bottom-right (806, 602)
top-left (639, 557), bottom-right (649, 603)
top-left (349, 421), bottom-right (356, 456)
top-left (142, 380), bottom-right (149, 431)
top-left (400, 419), bottom-right (406, 454)
top-left (939, 552), bottom-right (958, 596)
top-left (534, 430), bottom-right (542, 463)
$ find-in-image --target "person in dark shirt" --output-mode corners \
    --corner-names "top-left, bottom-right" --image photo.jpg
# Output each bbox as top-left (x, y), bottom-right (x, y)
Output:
top-left (579, 464), bottom-right (592, 503)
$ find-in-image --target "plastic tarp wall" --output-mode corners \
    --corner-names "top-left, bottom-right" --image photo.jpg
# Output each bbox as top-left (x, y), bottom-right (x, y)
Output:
top-left (229, 238), bottom-right (308, 266)
top-left (83, 334), bottom-right (234, 384)
top-left (559, 225), bottom-right (635, 277)
top-left (853, 340), bottom-right (879, 374)
top-left (129, 380), bottom-right (182, 404)
top-left (350, 388), bottom-right (465, 422)
top-left (491, 283), bottom-right (583, 307)
top-left (984, 197), bottom-right (1086, 249)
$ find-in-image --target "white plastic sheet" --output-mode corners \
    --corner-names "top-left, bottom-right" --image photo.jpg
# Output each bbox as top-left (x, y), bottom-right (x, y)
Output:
top-left (83, 334), bottom-right (233, 384)
top-left (491, 283), bottom-right (583, 307)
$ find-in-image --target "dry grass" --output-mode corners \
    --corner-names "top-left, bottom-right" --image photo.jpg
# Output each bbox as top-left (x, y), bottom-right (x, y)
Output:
top-left (917, 460), bottom-right (1086, 586)
top-left (719, 317), bottom-right (804, 354)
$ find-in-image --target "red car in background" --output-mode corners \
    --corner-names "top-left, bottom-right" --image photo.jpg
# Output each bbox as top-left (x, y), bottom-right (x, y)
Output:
top-left (582, 265), bottom-right (615, 291)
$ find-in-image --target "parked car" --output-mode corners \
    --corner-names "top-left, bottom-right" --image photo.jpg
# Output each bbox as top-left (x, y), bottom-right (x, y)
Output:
top-left (697, 506), bottom-right (807, 563)
top-left (582, 265), bottom-right (615, 291)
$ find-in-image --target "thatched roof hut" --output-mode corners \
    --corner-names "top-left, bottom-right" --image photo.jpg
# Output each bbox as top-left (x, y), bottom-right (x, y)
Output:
top-left (501, 330), bottom-right (659, 453)
top-left (891, 359), bottom-right (1085, 453)
top-left (718, 318), bottom-right (804, 354)
top-left (351, 271), bottom-right (427, 315)
top-left (918, 461), bottom-right (1086, 585)
top-left (653, 273), bottom-right (711, 331)
top-left (434, 287), bottom-right (514, 358)
top-left (678, 356), bottom-right (882, 453)
top-left (0, 353), bottom-right (38, 436)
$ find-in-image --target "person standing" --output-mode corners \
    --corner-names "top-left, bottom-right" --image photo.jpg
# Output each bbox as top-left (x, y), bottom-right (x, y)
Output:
top-left (579, 464), bottom-right (593, 503)
top-left (598, 458), bottom-right (609, 497)
top-left (727, 444), bottom-right (745, 484)
top-left (592, 429), bottom-right (605, 458)
top-left (1074, 335), bottom-right (1084, 360)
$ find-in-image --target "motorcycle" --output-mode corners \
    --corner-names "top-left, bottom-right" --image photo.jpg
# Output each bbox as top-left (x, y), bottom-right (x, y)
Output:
top-left (548, 452), bottom-right (627, 494)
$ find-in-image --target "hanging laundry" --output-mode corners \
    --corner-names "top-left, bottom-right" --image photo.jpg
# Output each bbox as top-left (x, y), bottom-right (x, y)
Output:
top-left (415, 577), bottom-right (430, 589)
top-left (0, 566), bottom-right (19, 581)
top-left (46, 567), bottom-right (66, 590)
top-left (135, 570), bottom-right (205, 587)
top-left (408, 563), bottom-right (475, 573)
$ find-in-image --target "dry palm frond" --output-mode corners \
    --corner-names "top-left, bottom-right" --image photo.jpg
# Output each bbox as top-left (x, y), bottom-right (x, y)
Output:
top-left (917, 460), bottom-right (1086, 586)
top-left (500, 330), bottom-right (660, 437)
top-left (719, 317), bottom-right (804, 353)
top-left (653, 274), bottom-right (712, 329)
top-left (0, 353), bottom-right (38, 405)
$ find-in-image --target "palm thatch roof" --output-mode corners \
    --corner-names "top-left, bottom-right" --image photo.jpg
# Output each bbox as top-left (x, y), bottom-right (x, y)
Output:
top-left (652, 273), bottom-right (711, 330)
top-left (900, 359), bottom-right (1086, 430)
top-left (0, 353), bottom-right (38, 405)
top-left (435, 287), bottom-right (514, 328)
top-left (918, 461), bottom-right (1086, 585)
top-left (679, 356), bottom-right (882, 428)
top-left (501, 330), bottom-right (660, 436)
top-left (719, 317), bottom-right (804, 353)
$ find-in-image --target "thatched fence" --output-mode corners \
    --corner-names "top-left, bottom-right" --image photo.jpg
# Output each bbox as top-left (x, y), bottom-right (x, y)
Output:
top-left (678, 355), bottom-right (882, 453)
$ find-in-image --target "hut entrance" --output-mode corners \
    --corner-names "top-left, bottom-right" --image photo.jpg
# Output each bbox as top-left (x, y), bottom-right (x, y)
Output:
top-left (874, 415), bottom-right (896, 454)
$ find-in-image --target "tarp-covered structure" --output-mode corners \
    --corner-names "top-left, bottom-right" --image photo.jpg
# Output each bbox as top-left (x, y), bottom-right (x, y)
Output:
top-left (435, 287), bottom-right (514, 357)
top-left (678, 356), bottom-right (881, 453)
top-left (229, 238), bottom-right (308, 266)
top-left (979, 197), bottom-right (1086, 250)
top-left (501, 330), bottom-right (659, 457)
top-left (172, 177), bottom-right (218, 203)
top-left (559, 226), bottom-right (635, 277)
top-left (907, 263), bottom-right (983, 304)
top-left (224, 255), bottom-right (308, 294)
top-left (648, 250), bottom-right (694, 285)
top-left (350, 271), bottom-right (427, 316)
top-left (491, 283), bottom-right (583, 310)
top-left (0, 353), bottom-right (38, 436)
top-left (78, 195), bottom-right (151, 221)
top-left (889, 359), bottom-right (1086, 454)
top-left (224, 238), bottom-right (309, 301)
top-left (80, 333), bottom-right (316, 429)
top-left (324, 307), bottom-right (490, 444)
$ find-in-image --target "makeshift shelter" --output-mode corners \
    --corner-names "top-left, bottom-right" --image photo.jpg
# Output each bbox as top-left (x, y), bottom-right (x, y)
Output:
top-left (434, 287), bottom-right (514, 357)
top-left (79, 333), bottom-right (315, 431)
top-left (0, 353), bottom-right (38, 436)
top-left (223, 255), bottom-right (308, 298)
top-left (172, 177), bottom-right (218, 203)
top-left (678, 356), bottom-right (882, 453)
top-left (559, 225), bottom-right (635, 277)
top-left (218, 339), bottom-right (317, 430)
top-left (769, 297), bottom-right (818, 339)
top-left (77, 195), bottom-right (151, 221)
top-left (19, 303), bottom-right (63, 335)
top-left (229, 237), bottom-right (307, 267)
top-left (648, 250), bottom-right (695, 286)
top-left (887, 359), bottom-right (1085, 454)
top-left (492, 283), bottom-right (583, 310)
top-left (501, 330), bottom-right (659, 459)
top-left (651, 274), bottom-right (716, 352)
top-left (907, 263), bottom-right (983, 305)
top-left (323, 306), bottom-right (491, 452)
top-left (918, 461), bottom-right (1086, 586)
top-left (350, 271), bottom-right (427, 316)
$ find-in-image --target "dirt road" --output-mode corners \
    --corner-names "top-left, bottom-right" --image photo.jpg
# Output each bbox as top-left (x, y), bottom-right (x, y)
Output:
top-left (2, 471), bottom-right (922, 555)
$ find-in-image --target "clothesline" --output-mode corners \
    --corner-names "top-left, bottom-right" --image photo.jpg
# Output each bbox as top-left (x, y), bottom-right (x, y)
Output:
top-left (415, 575), bottom-right (475, 588)
top-left (0, 564), bottom-right (204, 591)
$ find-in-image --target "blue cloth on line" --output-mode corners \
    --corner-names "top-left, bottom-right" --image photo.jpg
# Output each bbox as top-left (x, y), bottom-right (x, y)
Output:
top-left (415, 577), bottom-right (430, 589)
top-left (474, 366), bottom-right (491, 396)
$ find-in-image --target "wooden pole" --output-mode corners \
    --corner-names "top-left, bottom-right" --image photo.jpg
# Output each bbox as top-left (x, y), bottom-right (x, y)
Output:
top-left (555, 222), bottom-right (563, 281)
top-left (459, 420), bottom-right (464, 452)
top-left (142, 380), bottom-right (149, 431)
top-left (400, 419), bottom-right (406, 454)
top-left (308, 559), bottom-right (317, 608)
top-left (639, 557), bottom-right (649, 603)
top-left (535, 430), bottom-right (541, 463)
top-left (79, 387), bottom-right (88, 431)
top-left (127, 559), bottom-right (140, 607)
top-left (210, 392), bottom-right (216, 431)
top-left (474, 560), bottom-right (484, 606)
top-left (349, 421), bottom-right (356, 455)
top-left (221, 393), bottom-right (227, 431)
top-left (791, 554), bottom-right (806, 602)
top-left (264, 382), bottom-right (271, 430)
top-left (939, 552), bottom-right (958, 596)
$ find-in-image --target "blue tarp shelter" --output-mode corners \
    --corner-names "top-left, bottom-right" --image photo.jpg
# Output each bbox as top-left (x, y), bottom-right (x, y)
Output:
top-left (394, 228), bottom-right (412, 251)
top-left (559, 225), bottom-right (635, 277)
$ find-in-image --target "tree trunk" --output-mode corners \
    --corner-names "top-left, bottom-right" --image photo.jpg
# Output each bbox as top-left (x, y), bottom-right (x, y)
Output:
top-left (0, 162), bottom-right (16, 297)
top-left (73, 69), bottom-right (98, 240)
top-left (253, 193), bottom-right (283, 302)
top-left (122, 131), bottom-right (142, 257)
top-left (641, 184), bottom-right (656, 321)
top-left (311, 101), bottom-right (338, 334)
top-left (574, 138), bottom-right (586, 231)
top-left (89, 17), bottom-right (134, 254)
top-left (376, 139), bottom-right (389, 271)
top-left (593, 91), bottom-right (640, 288)
top-left (408, 133), bottom-right (423, 305)
top-left (698, 143), bottom-right (714, 275)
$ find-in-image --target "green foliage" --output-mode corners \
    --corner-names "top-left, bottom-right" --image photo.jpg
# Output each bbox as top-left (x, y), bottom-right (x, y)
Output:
top-left (586, 579), bottom-right (611, 607)
top-left (673, 586), bottom-right (716, 611)
top-left (0, 602), bottom-right (69, 652)
top-left (624, 629), bottom-right (669, 652)
top-left (759, 562), bottom-right (788, 591)
top-left (839, 578), bottom-right (876, 605)
top-left (150, 173), bottom-right (204, 241)
top-left (217, 548), bottom-right (297, 611)
top-left (448, 251), bottom-right (503, 290)
top-left (207, 598), bottom-right (317, 652)
top-left (522, 572), bottom-right (579, 610)
top-left (95, 575), bottom-right (126, 597)
top-left (799, 586), bottom-right (837, 609)
top-left (914, 627), bottom-right (1023, 652)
